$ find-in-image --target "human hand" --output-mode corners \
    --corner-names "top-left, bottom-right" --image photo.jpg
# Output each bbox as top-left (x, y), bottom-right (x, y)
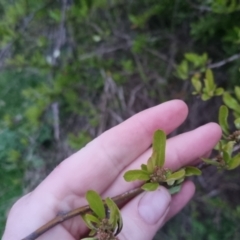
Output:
top-left (2, 100), bottom-right (221, 240)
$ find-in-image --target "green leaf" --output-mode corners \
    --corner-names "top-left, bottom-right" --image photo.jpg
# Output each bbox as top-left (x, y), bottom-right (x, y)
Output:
top-left (235, 86), bottom-right (240, 101)
top-left (105, 197), bottom-right (122, 232)
top-left (176, 178), bottom-right (185, 184)
top-left (147, 155), bottom-right (155, 173)
top-left (185, 52), bottom-right (199, 63)
top-left (86, 214), bottom-right (100, 224)
top-left (184, 53), bottom-right (207, 68)
top-left (223, 92), bottom-right (240, 114)
top-left (201, 93), bottom-right (211, 101)
top-left (202, 158), bottom-right (220, 166)
top-left (222, 150), bottom-right (231, 164)
top-left (141, 182), bottom-right (159, 191)
top-left (223, 141), bottom-right (234, 157)
top-left (205, 69), bottom-right (215, 92)
top-left (141, 164), bottom-right (148, 171)
top-left (185, 53), bottom-right (203, 67)
top-left (228, 154), bottom-right (240, 170)
top-left (218, 105), bottom-right (229, 134)
top-left (123, 170), bottom-right (150, 182)
top-left (168, 185), bottom-right (182, 195)
top-left (105, 198), bottom-right (117, 226)
top-left (153, 130), bottom-right (166, 167)
top-left (185, 166), bottom-right (202, 176)
top-left (215, 87), bottom-right (224, 96)
top-left (86, 191), bottom-right (105, 219)
top-left (82, 214), bottom-right (100, 230)
top-left (167, 169), bottom-right (185, 181)
top-left (176, 60), bottom-right (189, 80)
top-left (234, 118), bottom-right (240, 129)
top-left (215, 141), bottom-right (223, 151)
top-left (89, 229), bottom-right (97, 236)
top-left (191, 77), bottom-right (202, 93)
top-left (166, 179), bottom-right (175, 186)
top-left (105, 199), bottom-right (123, 235)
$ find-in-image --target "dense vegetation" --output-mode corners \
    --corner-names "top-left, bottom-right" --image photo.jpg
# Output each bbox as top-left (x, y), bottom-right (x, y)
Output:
top-left (1, 0), bottom-right (240, 238)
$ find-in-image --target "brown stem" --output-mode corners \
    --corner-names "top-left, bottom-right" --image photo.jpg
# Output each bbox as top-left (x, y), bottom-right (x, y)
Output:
top-left (22, 187), bottom-right (144, 240)
top-left (21, 142), bottom-right (240, 240)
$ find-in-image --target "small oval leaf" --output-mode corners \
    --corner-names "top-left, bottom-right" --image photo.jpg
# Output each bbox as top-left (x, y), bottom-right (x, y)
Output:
top-left (82, 214), bottom-right (99, 230)
top-left (167, 169), bottom-right (185, 181)
top-left (176, 178), bottom-right (185, 184)
top-left (191, 76), bottom-right (202, 92)
top-left (215, 87), bottom-right (224, 96)
top-left (205, 69), bottom-right (215, 91)
top-left (223, 92), bottom-right (240, 114)
top-left (89, 229), bottom-right (97, 237)
top-left (141, 164), bottom-right (148, 171)
top-left (201, 93), bottom-right (211, 101)
top-left (105, 197), bottom-right (122, 234)
top-left (168, 185), bottom-right (182, 195)
top-left (234, 118), bottom-right (240, 129)
top-left (86, 190), bottom-right (105, 219)
top-left (141, 182), bottom-right (159, 191)
top-left (185, 166), bottom-right (202, 176)
top-left (234, 86), bottom-right (240, 101)
top-left (222, 150), bottom-right (231, 164)
top-left (153, 130), bottom-right (166, 167)
top-left (147, 155), bottom-right (155, 173)
top-left (228, 154), bottom-right (240, 170)
top-left (123, 170), bottom-right (150, 182)
top-left (105, 198), bottom-right (117, 226)
top-left (218, 105), bottom-right (229, 134)
top-left (223, 141), bottom-right (234, 157)
top-left (166, 179), bottom-right (175, 186)
top-left (202, 158), bottom-right (220, 166)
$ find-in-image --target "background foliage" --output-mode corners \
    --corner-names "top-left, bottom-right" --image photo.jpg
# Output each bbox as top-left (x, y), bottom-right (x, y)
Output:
top-left (1, 0), bottom-right (240, 238)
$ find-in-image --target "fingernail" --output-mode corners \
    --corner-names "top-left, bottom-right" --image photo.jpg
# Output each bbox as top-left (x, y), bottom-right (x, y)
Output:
top-left (138, 187), bottom-right (171, 225)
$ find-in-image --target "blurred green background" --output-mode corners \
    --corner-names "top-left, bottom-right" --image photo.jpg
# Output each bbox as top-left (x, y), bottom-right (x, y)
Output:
top-left (1, 0), bottom-right (240, 238)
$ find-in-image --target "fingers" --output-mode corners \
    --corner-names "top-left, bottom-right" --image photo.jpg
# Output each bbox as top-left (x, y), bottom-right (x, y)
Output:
top-left (165, 123), bottom-right (221, 170)
top-left (118, 186), bottom-right (171, 240)
top-left (35, 100), bottom-right (188, 199)
top-left (103, 123), bottom-right (221, 197)
top-left (163, 181), bottom-right (195, 223)
top-left (118, 181), bottom-right (194, 240)
top-left (3, 100), bottom-right (188, 240)
top-left (2, 194), bottom-right (76, 240)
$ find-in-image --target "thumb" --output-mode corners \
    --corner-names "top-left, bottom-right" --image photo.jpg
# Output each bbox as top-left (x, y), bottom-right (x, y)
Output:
top-left (118, 187), bottom-right (171, 240)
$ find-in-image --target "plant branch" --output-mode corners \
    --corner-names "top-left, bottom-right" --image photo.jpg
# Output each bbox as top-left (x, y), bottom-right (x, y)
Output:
top-left (22, 187), bottom-right (143, 240)
top-left (20, 136), bottom-right (240, 240)
top-left (144, 48), bottom-right (177, 68)
top-left (198, 142), bottom-right (240, 170)
top-left (208, 53), bottom-right (240, 69)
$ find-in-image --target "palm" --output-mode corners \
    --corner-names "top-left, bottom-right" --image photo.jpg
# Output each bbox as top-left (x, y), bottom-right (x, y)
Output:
top-left (3, 100), bottom-right (221, 240)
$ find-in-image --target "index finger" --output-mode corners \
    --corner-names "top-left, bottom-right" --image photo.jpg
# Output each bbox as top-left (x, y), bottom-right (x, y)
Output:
top-left (34, 100), bottom-right (188, 199)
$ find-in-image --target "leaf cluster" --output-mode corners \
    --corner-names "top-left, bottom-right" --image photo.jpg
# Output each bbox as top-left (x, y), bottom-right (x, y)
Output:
top-left (176, 53), bottom-right (208, 80)
top-left (191, 69), bottom-right (224, 100)
top-left (223, 86), bottom-right (240, 122)
top-left (203, 105), bottom-right (240, 170)
top-left (81, 190), bottom-right (122, 240)
top-left (124, 130), bottom-right (201, 192)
